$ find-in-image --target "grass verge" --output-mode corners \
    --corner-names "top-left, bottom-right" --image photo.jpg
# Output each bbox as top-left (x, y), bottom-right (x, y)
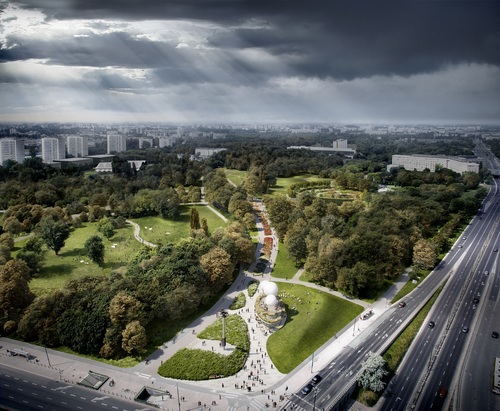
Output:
top-left (355, 285), bottom-right (443, 405)
top-left (271, 245), bottom-right (301, 279)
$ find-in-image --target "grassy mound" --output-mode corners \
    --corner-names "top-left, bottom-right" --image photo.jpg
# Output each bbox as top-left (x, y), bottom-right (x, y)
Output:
top-left (267, 283), bottom-right (363, 373)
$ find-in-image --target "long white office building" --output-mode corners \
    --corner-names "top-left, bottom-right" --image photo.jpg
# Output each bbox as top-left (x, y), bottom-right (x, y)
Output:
top-left (0, 138), bottom-right (25, 165)
top-left (389, 154), bottom-right (479, 174)
top-left (66, 135), bottom-right (88, 157)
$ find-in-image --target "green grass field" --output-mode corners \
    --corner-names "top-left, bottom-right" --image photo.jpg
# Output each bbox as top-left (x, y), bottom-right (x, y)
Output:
top-left (267, 282), bottom-right (364, 373)
top-left (224, 169), bottom-right (329, 198)
top-left (14, 223), bottom-right (137, 295)
top-left (15, 205), bottom-right (227, 296)
top-left (224, 169), bottom-right (247, 186)
top-left (130, 205), bottom-right (227, 245)
top-left (268, 174), bottom-right (329, 197)
top-left (271, 244), bottom-right (301, 279)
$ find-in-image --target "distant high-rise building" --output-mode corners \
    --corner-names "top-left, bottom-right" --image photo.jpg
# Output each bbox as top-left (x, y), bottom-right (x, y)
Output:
top-left (42, 137), bottom-right (65, 163)
top-left (0, 138), bottom-right (25, 165)
top-left (66, 135), bottom-right (88, 157)
top-left (107, 132), bottom-right (127, 154)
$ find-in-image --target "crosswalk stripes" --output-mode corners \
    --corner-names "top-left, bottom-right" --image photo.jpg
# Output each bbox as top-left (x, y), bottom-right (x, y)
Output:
top-left (249, 397), bottom-right (268, 410)
top-left (277, 398), bottom-right (307, 411)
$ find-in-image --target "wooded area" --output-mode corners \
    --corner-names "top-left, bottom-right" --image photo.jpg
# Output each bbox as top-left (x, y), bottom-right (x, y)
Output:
top-left (0, 132), bottom-right (487, 360)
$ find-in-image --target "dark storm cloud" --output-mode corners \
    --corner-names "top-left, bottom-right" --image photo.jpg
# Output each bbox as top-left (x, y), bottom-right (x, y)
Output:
top-left (8, 0), bottom-right (500, 80)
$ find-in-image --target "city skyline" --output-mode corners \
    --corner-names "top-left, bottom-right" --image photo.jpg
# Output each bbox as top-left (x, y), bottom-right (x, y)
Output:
top-left (1, 1), bottom-right (499, 125)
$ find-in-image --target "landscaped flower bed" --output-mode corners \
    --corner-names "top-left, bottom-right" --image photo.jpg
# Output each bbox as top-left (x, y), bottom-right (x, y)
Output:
top-left (263, 237), bottom-right (273, 257)
top-left (257, 212), bottom-right (272, 235)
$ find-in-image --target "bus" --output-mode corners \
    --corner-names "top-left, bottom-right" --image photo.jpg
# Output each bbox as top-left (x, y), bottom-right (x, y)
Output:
top-left (493, 357), bottom-right (500, 394)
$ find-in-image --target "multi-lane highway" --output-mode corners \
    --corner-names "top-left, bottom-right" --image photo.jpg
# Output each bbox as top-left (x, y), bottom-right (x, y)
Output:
top-left (381, 179), bottom-right (499, 411)
top-left (0, 365), bottom-right (155, 411)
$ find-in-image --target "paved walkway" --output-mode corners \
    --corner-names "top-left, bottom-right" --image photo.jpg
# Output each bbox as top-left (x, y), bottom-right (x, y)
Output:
top-left (2, 193), bottom-right (411, 410)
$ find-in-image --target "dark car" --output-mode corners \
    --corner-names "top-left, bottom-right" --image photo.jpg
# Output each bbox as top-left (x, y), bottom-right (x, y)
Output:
top-left (439, 387), bottom-right (448, 398)
top-left (398, 301), bottom-right (406, 308)
top-left (301, 383), bottom-right (313, 395)
top-left (473, 297), bottom-right (479, 304)
top-left (311, 374), bottom-right (323, 384)
top-left (428, 321), bottom-right (435, 328)
top-left (462, 325), bottom-right (469, 333)
top-left (494, 248), bottom-right (498, 252)
top-left (492, 331), bottom-right (499, 339)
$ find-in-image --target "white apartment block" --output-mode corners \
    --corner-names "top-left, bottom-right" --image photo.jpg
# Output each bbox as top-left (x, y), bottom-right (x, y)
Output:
top-left (0, 138), bottom-right (25, 165)
top-left (159, 137), bottom-right (178, 148)
top-left (390, 154), bottom-right (479, 174)
top-left (42, 137), bottom-right (65, 163)
top-left (107, 132), bottom-right (127, 154)
top-left (194, 147), bottom-right (227, 160)
top-left (66, 135), bottom-right (88, 157)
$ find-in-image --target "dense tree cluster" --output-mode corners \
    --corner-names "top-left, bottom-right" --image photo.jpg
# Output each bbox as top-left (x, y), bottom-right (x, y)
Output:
top-left (0, 132), bottom-right (487, 357)
top-left (11, 222), bottom-right (253, 358)
top-left (265, 167), bottom-right (483, 298)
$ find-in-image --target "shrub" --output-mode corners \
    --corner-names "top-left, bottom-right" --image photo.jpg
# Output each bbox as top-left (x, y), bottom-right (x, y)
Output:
top-left (229, 292), bottom-right (246, 310)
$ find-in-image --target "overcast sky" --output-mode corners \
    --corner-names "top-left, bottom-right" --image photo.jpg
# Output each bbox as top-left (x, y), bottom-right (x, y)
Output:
top-left (1, 0), bottom-right (499, 125)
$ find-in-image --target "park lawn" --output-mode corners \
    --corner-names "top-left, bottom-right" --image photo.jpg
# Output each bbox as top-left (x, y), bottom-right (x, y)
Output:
top-left (225, 169), bottom-right (247, 187)
top-left (268, 174), bottom-right (329, 197)
top-left (130, 205), bottom-right (228, 245)
top-left (271, 244), bottom-right (301, 279)
top-left (15, 222), bottom-right (138, 295)
top-left (267, 283), bottom-right (364, 373)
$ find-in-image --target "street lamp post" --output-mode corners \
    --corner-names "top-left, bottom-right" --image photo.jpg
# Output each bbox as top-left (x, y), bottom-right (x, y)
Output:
top-left (176, 383), bottom-right (181, 411)
top-left (220, 309), bottom-right (227, 349)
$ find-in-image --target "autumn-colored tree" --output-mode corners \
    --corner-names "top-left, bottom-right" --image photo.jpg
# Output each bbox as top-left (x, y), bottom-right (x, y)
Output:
top-left (109, 292), bottom-right (144, 326)
top-left (200, 247), bottom-right (234, 286)
top-left (412, 239), bottom-right (437, 270)
top-left (0, 260), bottom-right (34, 322)
top-left (121, 320), bottom-right (148, 354)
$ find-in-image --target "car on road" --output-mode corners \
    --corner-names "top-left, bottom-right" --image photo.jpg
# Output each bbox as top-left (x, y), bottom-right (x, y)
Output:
top-left (311, 374), bottom-right (323, 384)
top-left (301, 383), bottom-right (313, 395)
top-left (462, 325), bottom-right (469, 333)
top-left (398, 301), bottom-right (406, 308)
top-left (492, 331), bottom-right (499, 339)
top-left (484, 271), bottom-right (489, 276)
top-left (473, 297), bottom-right (479, 304)
top-left (458, 244), bottom-right (463, 248)
top-left (494, 248), bottom-right (498, 252)
top-left (439, 387), bottom-right (448, 398)
top-left (428, 321), bottom-right (435, 328)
